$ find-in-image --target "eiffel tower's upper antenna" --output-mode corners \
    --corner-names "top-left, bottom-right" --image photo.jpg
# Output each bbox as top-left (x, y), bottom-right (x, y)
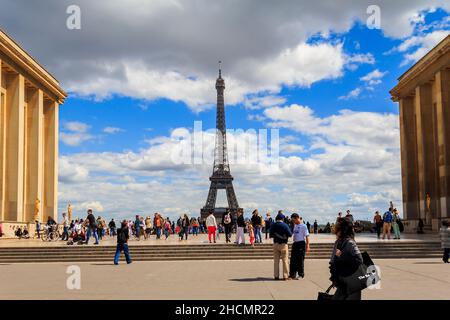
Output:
top-left (218, 60), bottom-right (222, 78)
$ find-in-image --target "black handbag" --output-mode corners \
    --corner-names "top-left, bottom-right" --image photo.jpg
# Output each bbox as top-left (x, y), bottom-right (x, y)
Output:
top-left (339, 251), bottom-right (379, 295)
top-left (398, 220), bottom-right (404, 232)
top-left (339, 263), bottom-right (369, 295)
top-left (317, 284), bottom-right (334, 300)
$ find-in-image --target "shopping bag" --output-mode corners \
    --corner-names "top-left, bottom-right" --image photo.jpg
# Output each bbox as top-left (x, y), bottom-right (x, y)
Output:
top-left (339, 251), bottom-right (380, 295)
top-left (317, 284), bottom-right (334, 300)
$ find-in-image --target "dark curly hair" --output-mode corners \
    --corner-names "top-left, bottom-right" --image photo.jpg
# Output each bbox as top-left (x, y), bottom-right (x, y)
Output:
top-left (334, 217), bottom-right (355, 239)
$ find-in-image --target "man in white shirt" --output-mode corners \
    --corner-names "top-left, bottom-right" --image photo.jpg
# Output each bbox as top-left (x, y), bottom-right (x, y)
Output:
top-left (289, 213), bottom-right (310, 279)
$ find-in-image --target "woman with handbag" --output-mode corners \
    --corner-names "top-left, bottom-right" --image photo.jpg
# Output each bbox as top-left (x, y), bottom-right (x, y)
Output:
top-left (329, 217), bottom-right (363, 300)
top-left (440, 220), bottom-right (450, 263)
top-left (392, 209), bottom-right (401, 239)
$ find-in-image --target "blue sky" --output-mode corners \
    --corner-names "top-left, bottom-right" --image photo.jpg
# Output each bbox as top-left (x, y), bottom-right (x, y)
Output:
top-left (1, 1), bottom-right (449, 223)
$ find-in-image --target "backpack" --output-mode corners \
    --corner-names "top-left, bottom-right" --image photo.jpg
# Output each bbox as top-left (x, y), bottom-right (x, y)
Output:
top-left (383, 211), bottom-right (393, 223)
top-left (224, 214), bottom-right (231, 224)
top-left (117, 228), bottom-right (127, 243)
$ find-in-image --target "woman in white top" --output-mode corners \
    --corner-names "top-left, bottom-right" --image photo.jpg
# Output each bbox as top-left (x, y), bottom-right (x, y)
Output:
top-left (206, 212), bottom-right (217, 243)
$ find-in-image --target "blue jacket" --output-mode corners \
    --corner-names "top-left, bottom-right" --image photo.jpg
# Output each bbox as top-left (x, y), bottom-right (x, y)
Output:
top-left (269, 221), bottom-right (292, 244)
top-left (383, 211), bottom-right (393, 223)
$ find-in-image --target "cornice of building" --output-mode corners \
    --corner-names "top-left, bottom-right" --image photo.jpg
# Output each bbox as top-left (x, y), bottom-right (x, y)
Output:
top-left (0, 28), bottom-right (67, 104)
top-left (390, 34), bottom-right (450, 101)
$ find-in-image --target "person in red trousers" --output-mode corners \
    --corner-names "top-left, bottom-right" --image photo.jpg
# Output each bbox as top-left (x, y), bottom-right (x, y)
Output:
top-left (206, 211), bottom-right (217, 243)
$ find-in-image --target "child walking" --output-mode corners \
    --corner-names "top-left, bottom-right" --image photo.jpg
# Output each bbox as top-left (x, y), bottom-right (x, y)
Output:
top-left (248, 223), bottom-right (255, 246)
top-left (164, 220), bottom-right (171, 240)
top-left (216, 225), bottom-right (221, 240)
top-left (178, 226), bottom-right (184, 241)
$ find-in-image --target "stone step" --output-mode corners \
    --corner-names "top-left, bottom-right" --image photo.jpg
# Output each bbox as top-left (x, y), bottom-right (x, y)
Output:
top-left (0, 241), bottom-right (442, 263)
top-left (0, 247), bottom-right (441, 255)
top-left (0, 244), bottom-right (441, 252)
top-left (0, 255), bottom-right (441, 262)
top-left (0, 242), bottom-right (440, 250)
top-left (0, 249), bottom-right (441, 258)
top-left (0, 250), bottom-right (441, 258)
top-left (0, 250), bottom-right (442, 258)
top-left (0, 254), bottom-right (442, 264)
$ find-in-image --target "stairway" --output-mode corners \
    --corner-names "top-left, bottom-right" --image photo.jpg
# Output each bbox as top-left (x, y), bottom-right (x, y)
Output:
top-left (0, 241), bottom-right (442, 263)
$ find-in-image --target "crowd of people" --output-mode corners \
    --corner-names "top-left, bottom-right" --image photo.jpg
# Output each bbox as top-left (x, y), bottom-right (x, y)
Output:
top-left (372, 207), bottom-right (403, 240)
top-left (22, 207), bottom-right (319, 254)
top-left (59, 211), bottom-right (201, 245)
top-left (4, 201), bottom-right (450, 301)
top-left (14, 205), bottom-right (407, 244)
top-left (14, 226), bottom-right (30, 239)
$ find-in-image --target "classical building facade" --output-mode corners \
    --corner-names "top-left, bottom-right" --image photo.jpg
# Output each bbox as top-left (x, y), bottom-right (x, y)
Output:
top-left (0, 29), bottom-right (66, 236)
top-left (391, 34), bottom-right (450, 232)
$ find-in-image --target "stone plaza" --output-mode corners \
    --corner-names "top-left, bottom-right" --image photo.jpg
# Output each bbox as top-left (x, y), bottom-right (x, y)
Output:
top-left (0, 258), bottom-right (448, 300)
top-left (0, 232), bottom-right (447, 300)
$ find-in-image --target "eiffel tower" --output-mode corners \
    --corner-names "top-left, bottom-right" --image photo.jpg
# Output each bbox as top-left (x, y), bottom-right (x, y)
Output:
top-left (200, 63), bottom-right (241, 221)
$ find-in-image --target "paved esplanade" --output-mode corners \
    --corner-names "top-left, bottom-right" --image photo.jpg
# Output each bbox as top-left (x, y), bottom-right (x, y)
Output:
top-left (0, 258), bottom-right (448, 300)
top-left (0, 233), bottom-right (447, 299)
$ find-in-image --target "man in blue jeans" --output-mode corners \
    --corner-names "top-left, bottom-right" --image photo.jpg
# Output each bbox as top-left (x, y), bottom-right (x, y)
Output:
top-left (61, 212), bottom-right (69, 241)
top-left (251, 210), bottom-right (263, 243)
top-left (85, 209), bottom-right (99, 245)
top-left (114, 220), bottom-right (132, 265)
top-left (134, 215), bottom-right (141, 240)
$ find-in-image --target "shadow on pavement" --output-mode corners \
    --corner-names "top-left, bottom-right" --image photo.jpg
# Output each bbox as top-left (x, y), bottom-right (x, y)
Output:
top-left (229, 277), bottom-right (276, 282)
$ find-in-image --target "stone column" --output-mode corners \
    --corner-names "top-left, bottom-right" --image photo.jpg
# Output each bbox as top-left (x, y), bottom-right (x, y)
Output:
top-left (415, 83), bottom-right (439, 224)
top-left (0, 60), bottom-right (5, 221)
top-left (399, 96), bottom-right (420, 219)
top-left (43, 100), bottom-right (58, 222)
top-left (4, 73), bottom-right (25, 222)
top-left (435, 69), bottom-right (450, 219)
top-left (25, 88), bottom-right (43, 222)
